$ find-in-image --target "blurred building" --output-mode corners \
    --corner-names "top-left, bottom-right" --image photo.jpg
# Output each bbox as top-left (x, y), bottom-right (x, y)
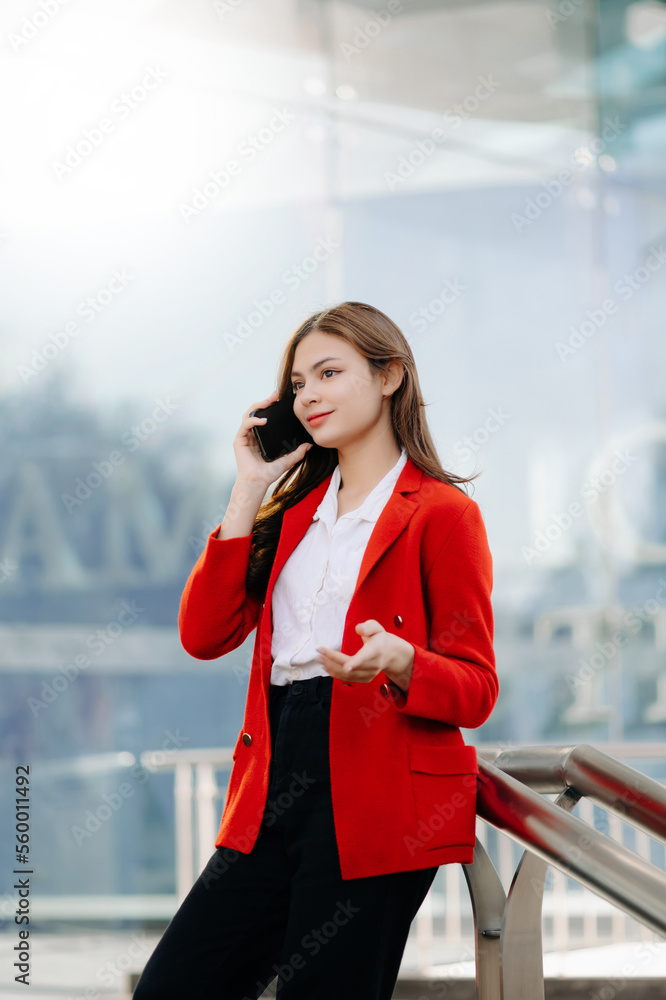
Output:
top-left (0, 0), bottom-right (665, 949)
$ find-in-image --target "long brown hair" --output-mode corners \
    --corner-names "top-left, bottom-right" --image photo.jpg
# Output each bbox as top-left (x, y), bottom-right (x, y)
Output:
top-left (245, 301), bottom-right (480, 599)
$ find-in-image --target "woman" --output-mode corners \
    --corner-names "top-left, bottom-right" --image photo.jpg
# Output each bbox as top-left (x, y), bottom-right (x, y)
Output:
top-left (133, 301), bottom-right (498, 999)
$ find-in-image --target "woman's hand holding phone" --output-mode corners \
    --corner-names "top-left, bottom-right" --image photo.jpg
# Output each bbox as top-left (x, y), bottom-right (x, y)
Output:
top-left (234, 389), bottom-right (313, 491)
top-left (217, 391), bottom-right (313, 541)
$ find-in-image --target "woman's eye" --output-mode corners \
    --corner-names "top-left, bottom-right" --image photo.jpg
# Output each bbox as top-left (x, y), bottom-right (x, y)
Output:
top-left (291, 370), bottom-right (338, 393)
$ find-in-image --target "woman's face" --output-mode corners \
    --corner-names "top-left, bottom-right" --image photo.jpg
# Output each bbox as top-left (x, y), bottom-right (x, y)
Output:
top-left (290, 330), bottom-right (394, 453)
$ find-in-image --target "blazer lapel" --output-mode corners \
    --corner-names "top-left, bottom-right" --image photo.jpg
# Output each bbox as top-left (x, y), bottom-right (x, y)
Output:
top-left (353, 457), bottom-right (422, 594)
top-left (267, 472), bottom-right (332, 604)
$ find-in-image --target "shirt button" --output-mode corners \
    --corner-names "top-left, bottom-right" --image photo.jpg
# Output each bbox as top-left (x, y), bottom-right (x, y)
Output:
top-left (394, 614), bottom-right (403, 628)
top-left (293, 669), bottom-right (301, 679)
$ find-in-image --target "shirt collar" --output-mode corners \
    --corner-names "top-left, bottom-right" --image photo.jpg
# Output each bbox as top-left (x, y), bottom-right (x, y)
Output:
top-left (313, 448), bottom-right (408, 528)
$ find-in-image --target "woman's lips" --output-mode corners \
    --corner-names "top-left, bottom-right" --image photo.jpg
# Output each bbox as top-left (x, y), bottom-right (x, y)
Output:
top-left (307, 411), bottom-right (332, 427)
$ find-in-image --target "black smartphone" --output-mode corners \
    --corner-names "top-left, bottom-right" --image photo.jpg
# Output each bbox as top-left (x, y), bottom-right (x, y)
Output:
top-left (249, 396), bottom-right (314, 462)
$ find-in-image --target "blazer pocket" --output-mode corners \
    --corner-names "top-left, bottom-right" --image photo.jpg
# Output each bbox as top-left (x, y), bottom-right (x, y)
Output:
top-left (408, 744), bottom-right (479, 850)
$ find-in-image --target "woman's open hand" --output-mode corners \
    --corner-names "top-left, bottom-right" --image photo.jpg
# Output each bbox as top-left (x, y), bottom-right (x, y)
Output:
top-left (316, 620), bottom-right (415, 690)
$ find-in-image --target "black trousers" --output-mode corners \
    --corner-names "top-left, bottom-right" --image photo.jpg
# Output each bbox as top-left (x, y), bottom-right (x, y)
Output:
top-left (133, 674), bottom-right (438, 999)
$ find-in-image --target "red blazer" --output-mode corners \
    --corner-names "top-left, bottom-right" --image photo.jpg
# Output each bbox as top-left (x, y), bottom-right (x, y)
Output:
top-left (178, 456), bottom-right (498, 879)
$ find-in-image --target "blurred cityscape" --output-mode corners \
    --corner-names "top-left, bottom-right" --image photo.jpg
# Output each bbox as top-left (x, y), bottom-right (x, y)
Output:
top-left (2, 0), bottom-right (666, 993)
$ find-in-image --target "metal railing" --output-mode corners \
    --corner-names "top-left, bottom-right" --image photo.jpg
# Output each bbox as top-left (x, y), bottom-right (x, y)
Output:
top-left (469, 744), bottom-right (666, 998)
top-left (146, 742), bottom-right (666, 997)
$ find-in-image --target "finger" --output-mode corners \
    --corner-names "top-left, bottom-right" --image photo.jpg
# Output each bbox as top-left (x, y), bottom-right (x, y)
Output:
top-left (328, 646), bottom-right (368, 671)
top-left (316, 647), bottom-right (348, 666)
top-left (356, 619), bottom-right (384, 633)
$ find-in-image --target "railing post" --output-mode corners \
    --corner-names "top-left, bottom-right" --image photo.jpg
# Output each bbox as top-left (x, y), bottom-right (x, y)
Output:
top-left (499, 788), bottom-right (580, 999)
top-left (463, 838), bottom-right (506, 1000)
top-left (174, 762), bottom-right (194, 902)
top-left (194, 762), bottom-right (219, 874)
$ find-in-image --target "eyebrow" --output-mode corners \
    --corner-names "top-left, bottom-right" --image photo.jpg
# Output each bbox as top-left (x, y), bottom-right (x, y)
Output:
top-left (290, 357), bottom-right (343, 378)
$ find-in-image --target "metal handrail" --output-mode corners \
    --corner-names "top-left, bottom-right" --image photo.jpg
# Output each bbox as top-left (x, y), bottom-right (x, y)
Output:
top-left (477, 743), bottom-right (666, 843)
top-left (476, 758), bottom-right (666, 933)
top-left (466, 744), bottom-right (666, 1000)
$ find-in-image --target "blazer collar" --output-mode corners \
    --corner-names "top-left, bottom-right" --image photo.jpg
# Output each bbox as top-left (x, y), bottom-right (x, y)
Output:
top-left (265, 455), bottom-right (424, 613)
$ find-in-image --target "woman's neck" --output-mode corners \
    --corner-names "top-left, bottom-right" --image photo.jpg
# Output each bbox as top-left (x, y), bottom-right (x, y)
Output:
top-left (337, 441), bottom-right (402, 493)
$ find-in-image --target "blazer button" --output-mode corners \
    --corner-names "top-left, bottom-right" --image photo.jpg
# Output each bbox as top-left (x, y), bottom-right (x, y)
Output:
top-left (241, 733), bottom-right (252, 746)
top-left (380, 681), bottom-right (406, 707)
top-left (394, 614), bottom-right (403, 628)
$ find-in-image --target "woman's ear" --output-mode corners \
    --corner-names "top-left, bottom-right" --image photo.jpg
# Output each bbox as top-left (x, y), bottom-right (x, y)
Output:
top-left (382, 360), bottom-right (405, 397)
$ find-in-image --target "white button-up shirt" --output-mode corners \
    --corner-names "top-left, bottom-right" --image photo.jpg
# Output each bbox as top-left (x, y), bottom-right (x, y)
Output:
top-left (270, 448), bottom-right (408, 686)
